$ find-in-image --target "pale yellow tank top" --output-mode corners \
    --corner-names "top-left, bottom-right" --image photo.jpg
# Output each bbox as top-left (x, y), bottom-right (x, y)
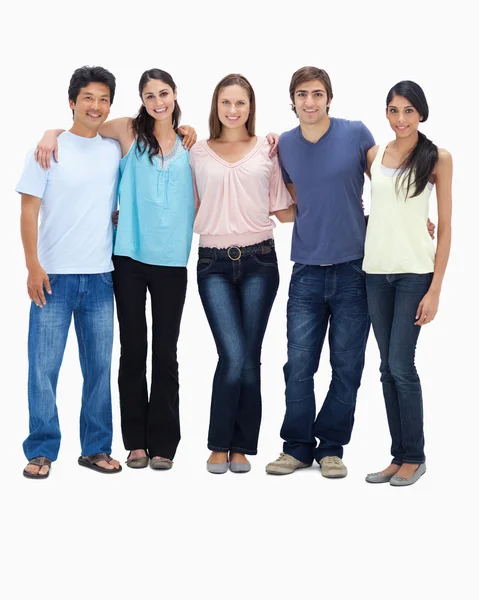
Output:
top-left (363, 145), bottom-right (435, 274)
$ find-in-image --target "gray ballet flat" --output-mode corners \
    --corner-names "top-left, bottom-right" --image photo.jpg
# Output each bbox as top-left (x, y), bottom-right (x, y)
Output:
top-left (206, 461), bottom-right (229, 474)
top-left (365, 471), bottom-right (394, 484)
top-left (229, 462), bottom-right (251, 473)
top-left (150, 457), bottom-right (173, 470)
top-left (390, 463), bottom-right (426, 487)
top-left (126, 453), bottom-right (149, 469)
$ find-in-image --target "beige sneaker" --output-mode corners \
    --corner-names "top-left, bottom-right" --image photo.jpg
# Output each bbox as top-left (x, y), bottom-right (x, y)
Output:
top-left (319, 456), bottom-right (347, 478)
top-left (265, 453), bottom-right (311, 475)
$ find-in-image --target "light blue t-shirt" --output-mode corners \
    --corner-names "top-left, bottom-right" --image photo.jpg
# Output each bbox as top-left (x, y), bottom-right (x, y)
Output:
top-left (279, 118), bottom-right (375, 265)
top-left (16, 131), bottom-right (121, 274)
top-left (114, 135), bottom-right (195, 267)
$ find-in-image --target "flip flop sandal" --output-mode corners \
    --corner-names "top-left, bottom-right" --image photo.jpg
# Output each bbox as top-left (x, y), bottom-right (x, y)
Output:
top-left (23, 456), bottom-right (52, 479)
top-left (78, 453), bottom-right (122, 474)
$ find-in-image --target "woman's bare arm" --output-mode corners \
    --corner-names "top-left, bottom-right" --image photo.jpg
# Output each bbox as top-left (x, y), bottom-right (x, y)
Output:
top-left (415, 149), bottom-right (453, 325)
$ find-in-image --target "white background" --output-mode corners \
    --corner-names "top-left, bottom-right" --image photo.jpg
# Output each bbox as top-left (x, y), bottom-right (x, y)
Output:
top-left (1, 1), bottom-right (477, 598)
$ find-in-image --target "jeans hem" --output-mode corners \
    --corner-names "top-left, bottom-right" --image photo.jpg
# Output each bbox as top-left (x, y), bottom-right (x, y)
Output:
top-left (314, 451), bottom-right (343, 462)
top-left (230, 446), bottom-right (257, 455)
top-left (24, 452), bottom-right (57, 462)
top-left (208, 445), bottom-right (231, 452)
top-left (81, 447), bottom-right (113, 457)
top-left (283, 445), bottom-right (314, 465)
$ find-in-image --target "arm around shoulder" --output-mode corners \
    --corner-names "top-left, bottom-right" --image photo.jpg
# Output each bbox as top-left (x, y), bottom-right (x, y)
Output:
top-left (99, 117), bottom-right (134, 145)
top-left (273, 183), bottom-right (296, 223)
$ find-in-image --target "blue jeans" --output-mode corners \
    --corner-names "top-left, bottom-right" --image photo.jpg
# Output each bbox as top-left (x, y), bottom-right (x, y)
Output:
top-left (24, 273), bottom-right (114, 461)
top-left (281, 260), bottom-right (370, 464)
top-left (366, 273), bottom-right (433, 465)
top-left (197, 244), bottom-right (279, 454)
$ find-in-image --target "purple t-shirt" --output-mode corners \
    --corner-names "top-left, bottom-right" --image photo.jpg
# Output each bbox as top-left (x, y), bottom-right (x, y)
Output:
top-left (279, 118), bottom-right (375, 265)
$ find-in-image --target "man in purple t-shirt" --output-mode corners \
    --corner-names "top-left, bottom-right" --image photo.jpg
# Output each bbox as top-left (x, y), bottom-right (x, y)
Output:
top-left (266, 67), bottom-right (375, 478)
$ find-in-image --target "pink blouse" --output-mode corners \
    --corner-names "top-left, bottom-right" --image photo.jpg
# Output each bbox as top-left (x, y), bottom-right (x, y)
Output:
top-left (189, 137), bottom-right (293, 248)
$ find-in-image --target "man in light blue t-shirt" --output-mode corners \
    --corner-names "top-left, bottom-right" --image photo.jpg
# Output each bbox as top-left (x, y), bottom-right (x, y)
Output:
top-left (266, 67), bottom-right (375, 478)
top-left (17, 66), bottom-right (122, 479)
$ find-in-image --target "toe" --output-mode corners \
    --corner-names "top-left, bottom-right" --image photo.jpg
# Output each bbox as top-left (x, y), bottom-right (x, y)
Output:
top-left (25, 464), bottom-right (40, 475)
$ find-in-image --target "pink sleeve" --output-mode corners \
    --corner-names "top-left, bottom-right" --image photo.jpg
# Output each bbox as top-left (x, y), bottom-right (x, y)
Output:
top-left (269, 154), bottom-right (293, 212)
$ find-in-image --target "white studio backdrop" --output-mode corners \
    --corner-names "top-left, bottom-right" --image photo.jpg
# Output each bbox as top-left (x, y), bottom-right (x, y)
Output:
top-left (0, 1), bottom-right (477, 599)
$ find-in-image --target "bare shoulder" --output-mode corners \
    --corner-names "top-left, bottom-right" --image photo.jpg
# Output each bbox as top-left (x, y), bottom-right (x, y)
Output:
top-left (434, 148), bottom-right (453, 174)
top-left (438, 148), bottom-right (453, 163)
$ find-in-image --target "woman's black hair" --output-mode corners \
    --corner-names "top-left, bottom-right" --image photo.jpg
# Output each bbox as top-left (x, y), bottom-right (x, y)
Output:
top-left (132, 69), bottom-right (181, 163)
top-left (386, 80), bottom-right (438, 198)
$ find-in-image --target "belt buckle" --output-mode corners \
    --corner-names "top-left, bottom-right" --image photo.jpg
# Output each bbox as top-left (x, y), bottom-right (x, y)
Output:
top-left (227, 246), bottom-right (242, 261)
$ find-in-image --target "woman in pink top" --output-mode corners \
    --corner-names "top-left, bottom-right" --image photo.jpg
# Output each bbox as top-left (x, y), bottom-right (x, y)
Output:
top-left (189, 74), bottom-right (293, 474)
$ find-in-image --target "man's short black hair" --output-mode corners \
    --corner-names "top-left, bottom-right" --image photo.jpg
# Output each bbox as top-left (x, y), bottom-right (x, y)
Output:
top-left (68, 65), bottom-right (116, 105)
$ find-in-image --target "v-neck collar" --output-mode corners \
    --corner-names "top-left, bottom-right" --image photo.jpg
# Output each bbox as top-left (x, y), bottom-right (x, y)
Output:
top-left (204, 137), bottom-right (261, 168)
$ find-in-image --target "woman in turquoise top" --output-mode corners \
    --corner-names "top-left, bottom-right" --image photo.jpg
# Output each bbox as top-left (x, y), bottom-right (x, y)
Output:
top-left (36, 69), bottom-right (197, 469)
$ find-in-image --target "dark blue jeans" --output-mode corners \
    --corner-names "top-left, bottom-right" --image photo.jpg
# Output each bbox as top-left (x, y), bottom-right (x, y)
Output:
top-left (197, 244), bottom-right (279, 454)
top-left (24, 273), bottom-right (114, 461)
top-left (281, 260), bottom-right (370, 464)
top-left (366, 273), bottom-right (433, 465)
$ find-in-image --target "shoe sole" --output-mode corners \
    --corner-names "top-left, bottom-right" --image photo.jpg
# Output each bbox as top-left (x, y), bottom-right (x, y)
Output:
top-left (78, 457), bottom-right (122, 474)
top-left (365, 475), bottom-right (393, 484)
top-left (23, 469), bottom-right (50, 479)
top-left (265, 463), bottom-right (312, 475)
top-left (320, 470), bottom-right (348, 479)
top-left (207, 463), bottom-right (229, 474)
top-left (229, 464), bottom-right (251, 473)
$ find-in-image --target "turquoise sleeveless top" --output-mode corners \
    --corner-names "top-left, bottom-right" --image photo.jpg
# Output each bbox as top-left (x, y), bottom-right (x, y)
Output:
top-left (113, 135), bottom-right (195, 267)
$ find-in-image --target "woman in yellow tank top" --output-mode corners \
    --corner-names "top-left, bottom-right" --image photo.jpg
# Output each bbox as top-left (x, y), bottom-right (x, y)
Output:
top-left (363, 81), bottom-right (452, 487)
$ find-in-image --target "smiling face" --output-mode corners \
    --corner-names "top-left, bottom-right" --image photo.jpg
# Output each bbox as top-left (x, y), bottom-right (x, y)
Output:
top-left (141, 78), bottom-right (176, 123)
top-left (386, 94), bottom-right (423, 139)
top-left (217, 84), bottom-right (250, 130)
top-left (69, 82), bottom-right (111, 134)
top-left (293, 79), bottom-right (331, 126)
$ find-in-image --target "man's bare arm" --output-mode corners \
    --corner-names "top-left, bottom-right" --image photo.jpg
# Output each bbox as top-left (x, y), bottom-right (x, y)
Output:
top-left (21, 194), bottom-right (51, 306)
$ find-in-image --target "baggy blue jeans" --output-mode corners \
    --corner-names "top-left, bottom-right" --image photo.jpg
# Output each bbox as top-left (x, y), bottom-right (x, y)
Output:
top-left (23, 273), bottom-right (114, 461)
top-left (280, 260), bottom-right (370, 464)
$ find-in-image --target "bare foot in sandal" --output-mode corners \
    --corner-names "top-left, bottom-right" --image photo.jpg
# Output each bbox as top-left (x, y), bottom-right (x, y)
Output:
top-left (78, 453), bottom-right (122, 473)
top-left (24, 463), bottom-right (50, 476)
top-left (23, 456), bottom-right (52, 479)
top-left (95, 457), bottom-right (121, 470)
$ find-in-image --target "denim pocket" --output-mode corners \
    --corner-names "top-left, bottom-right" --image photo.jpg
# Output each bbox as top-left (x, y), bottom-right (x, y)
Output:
top-left (47, 275), bottom-right (59, 286)
top-left (292, 263), bottom-right (307, 276)
top-left (197, 258), bottom-right (214, 274)
top-left (350, 260), bottom-right (366, 276)
top-left (252, 250), bottom-right (278, 267)
top-left (99, 272), bottom-right (114, 287)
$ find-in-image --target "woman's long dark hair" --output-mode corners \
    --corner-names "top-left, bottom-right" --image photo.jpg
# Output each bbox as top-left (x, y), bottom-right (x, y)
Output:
top-left (132, 69), bottom-right (181, 163)
top-left (386, 80), bottom-right (438, 198)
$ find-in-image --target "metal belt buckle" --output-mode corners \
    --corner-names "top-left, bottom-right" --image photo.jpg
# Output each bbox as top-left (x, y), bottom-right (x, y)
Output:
top-left (227, 246), bottom-right (242, 261)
